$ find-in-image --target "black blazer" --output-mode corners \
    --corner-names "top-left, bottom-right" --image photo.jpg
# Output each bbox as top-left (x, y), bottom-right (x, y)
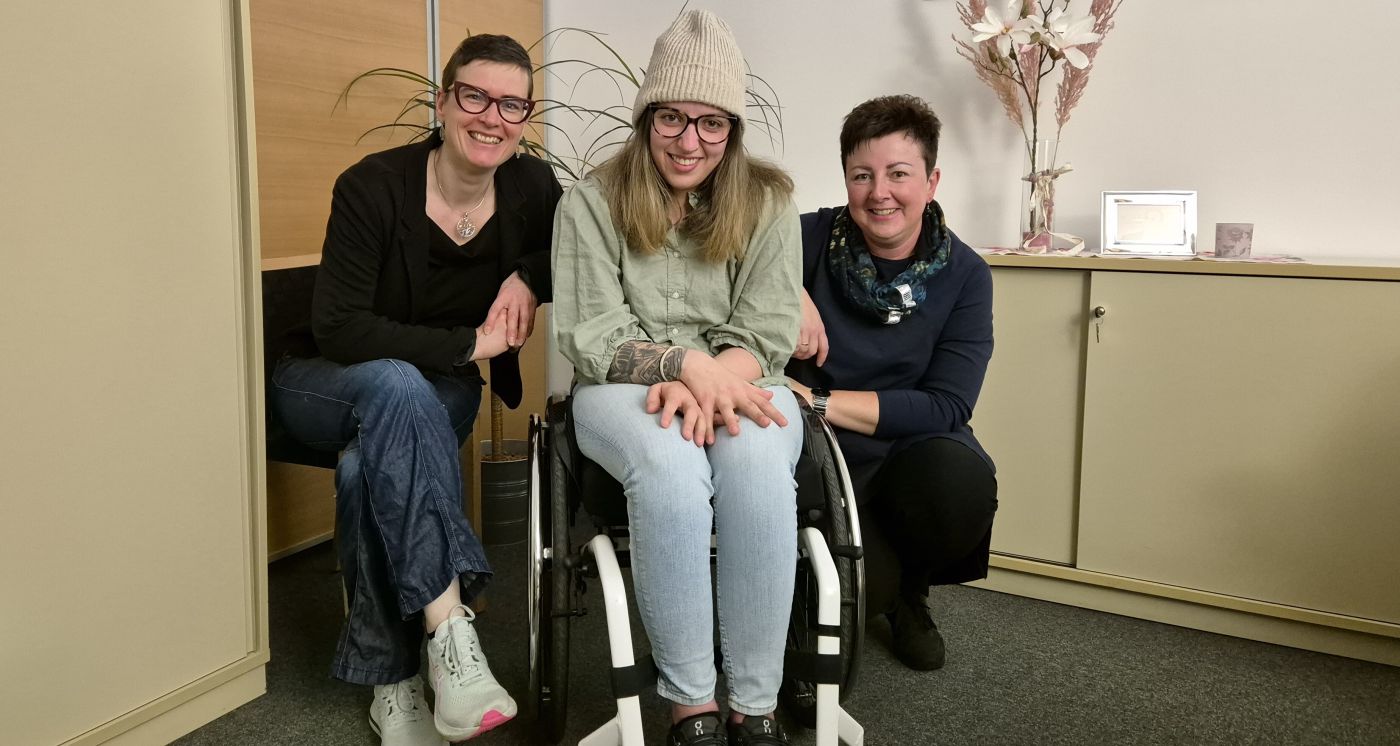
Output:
top-left (305, 130), bottom-right (562, 408)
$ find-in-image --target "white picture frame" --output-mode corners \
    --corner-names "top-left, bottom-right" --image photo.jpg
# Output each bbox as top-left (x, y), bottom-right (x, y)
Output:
top-left (1101, 191), bottom-right (1198, 256)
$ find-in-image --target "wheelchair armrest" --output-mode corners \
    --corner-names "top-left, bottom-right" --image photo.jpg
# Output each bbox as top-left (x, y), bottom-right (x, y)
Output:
top-left (794, 404), bottom-right (832, 513)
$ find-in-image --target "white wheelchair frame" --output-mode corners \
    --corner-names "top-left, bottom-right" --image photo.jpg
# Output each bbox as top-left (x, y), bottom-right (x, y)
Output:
top-left (527, 404), bottom-right (866, 746)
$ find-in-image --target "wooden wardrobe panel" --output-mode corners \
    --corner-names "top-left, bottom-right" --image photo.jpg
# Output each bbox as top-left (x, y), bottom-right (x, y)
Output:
top-left (250, 0), bottom-right (430, 263)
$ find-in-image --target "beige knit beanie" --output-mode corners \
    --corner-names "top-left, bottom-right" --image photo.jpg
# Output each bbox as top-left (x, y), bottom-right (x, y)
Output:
top-left (632, 9), bottom-right (748, 126)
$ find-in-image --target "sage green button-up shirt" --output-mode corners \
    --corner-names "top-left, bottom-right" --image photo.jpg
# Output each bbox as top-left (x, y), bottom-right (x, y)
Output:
top-left (551, 177), bottom-right (802, 387)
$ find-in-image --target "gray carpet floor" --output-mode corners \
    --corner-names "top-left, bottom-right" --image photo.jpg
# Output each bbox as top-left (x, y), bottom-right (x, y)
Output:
top-left (177, 540), bottom-right (1400, 745)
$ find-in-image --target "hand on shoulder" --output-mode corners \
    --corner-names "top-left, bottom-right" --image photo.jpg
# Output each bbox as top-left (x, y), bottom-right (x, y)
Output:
top-left (792, 288), bottom-right (829, 366)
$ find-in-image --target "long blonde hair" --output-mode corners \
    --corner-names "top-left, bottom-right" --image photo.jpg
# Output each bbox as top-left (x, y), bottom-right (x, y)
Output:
top-left (593, 110), bottom-right (793, 263)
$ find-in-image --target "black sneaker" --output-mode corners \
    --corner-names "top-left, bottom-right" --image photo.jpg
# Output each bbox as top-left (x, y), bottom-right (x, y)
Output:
top-left (668, 713), bottom-right (728, 745)
top-left (727, 715), bottom-right (789, 745)
top-left (887, 592), bottom-right (946, 671)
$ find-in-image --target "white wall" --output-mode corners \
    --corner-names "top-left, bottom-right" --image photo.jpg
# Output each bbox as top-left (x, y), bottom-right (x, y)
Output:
top-left (544, 0), bottom-right (1400, 260)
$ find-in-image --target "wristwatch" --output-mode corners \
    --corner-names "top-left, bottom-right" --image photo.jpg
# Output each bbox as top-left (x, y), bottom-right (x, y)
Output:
top-left (810, 387), bottom-right (831, 418)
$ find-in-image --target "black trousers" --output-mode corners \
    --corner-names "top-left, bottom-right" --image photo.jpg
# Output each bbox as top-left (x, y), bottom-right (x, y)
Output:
top-left (859, 437), bottom-right (998, 618)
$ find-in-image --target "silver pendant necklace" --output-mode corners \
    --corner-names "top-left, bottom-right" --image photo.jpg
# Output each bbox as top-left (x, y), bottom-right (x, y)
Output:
top-left (433, 149), bottom-right (491, 240)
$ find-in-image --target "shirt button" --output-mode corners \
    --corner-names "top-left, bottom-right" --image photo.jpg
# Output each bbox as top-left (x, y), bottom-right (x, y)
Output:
top-left (670, 292), bottom-right (680, 299)
top-left (669, 327), bottom-right (679, 335)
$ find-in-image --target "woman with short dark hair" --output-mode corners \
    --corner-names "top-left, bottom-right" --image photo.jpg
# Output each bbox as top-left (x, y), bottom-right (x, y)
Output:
top-left (787, 94), bottom-right (998, 673)
top-left (270, 33), bottom-right (560, 745)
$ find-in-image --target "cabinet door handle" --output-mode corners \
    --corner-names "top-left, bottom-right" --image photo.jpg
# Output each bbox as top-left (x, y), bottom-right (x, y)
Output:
top-left (1092, 305), bottom-right (1107, 342)
top-left (1093, 305), bottom-right (1107, 319)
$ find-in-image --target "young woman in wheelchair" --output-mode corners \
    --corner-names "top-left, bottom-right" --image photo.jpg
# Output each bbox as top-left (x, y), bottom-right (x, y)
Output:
top-left (551, 10), bottom-right (804, 746)
top-left (786, 95), bottom-right (998, 673)
top-left (268, 34), bottom-right (560, 746)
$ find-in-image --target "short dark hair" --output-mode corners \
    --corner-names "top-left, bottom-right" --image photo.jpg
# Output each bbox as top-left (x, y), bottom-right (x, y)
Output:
top-left (839, 95), bottom-right (942, 175)
top-left (441, 34), bottom-right (534, 98)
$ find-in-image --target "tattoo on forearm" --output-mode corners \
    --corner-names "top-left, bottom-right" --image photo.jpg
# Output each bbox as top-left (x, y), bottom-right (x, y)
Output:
top-left (607, 341), bottom-right (686, 384)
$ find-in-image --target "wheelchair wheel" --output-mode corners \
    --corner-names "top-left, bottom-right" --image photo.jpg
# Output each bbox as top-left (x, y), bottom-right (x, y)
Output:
top-left (528, 415), bottom-right (574, 744)
top-left (779, 416), bottom-right (864, 729)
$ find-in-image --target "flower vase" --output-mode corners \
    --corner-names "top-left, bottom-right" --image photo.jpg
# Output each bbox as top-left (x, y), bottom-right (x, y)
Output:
top-left (1021, 138), bottom-right (1060, 253)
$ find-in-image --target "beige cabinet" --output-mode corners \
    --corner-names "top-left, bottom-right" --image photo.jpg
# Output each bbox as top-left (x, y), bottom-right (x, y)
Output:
top-left (973, 256), bottom-right (1400, 664)
top-left (1078, 271), bottom-right (1400, 624)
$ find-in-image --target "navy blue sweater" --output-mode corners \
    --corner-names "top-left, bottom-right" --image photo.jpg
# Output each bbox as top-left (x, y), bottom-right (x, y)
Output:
top-left (786, 207), bottom-right (995, 490)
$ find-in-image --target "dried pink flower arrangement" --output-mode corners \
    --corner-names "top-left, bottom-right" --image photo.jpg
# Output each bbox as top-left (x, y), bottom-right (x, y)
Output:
top-left (954, 1), bottom-right (1122, 249)
top-left (954, 0), bottom-right (1122, 156)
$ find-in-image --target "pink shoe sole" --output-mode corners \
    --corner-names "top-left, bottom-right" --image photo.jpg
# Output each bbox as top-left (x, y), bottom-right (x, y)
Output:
top-left (445, 709), bottom-right (514, 742)
top-left (477, 709), bottom-right (513, 733)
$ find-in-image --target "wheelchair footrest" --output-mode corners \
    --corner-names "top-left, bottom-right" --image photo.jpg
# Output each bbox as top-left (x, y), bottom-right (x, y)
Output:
top-left (610, 653), bottom-right (658, 700)
top-left (783, 650), bottom-right (843, 685)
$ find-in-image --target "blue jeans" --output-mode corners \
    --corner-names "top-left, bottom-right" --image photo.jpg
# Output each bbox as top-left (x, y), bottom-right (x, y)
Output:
top-left (571, 383), bottom-right (803, 716)
top-left (270, 356), bottom-right (489, 686)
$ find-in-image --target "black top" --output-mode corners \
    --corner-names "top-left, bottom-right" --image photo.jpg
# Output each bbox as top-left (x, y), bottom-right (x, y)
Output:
top-left (422, 217), bottom-right (500, 331)
top-left (275, 130), bottom-right (563, 409)
top-left (872, 255), bottom-right (914, 282)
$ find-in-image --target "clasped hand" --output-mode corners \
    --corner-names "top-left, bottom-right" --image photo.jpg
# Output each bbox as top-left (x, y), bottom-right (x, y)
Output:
top-left (646, 351), bottom-right (788, 446)
top-left (482, 271), bottom-right (537, 350)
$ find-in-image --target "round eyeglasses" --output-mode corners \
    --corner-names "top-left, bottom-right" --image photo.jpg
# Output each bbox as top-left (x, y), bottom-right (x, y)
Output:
top-left (448, 82), bottom-right (534, 124)
top-left (649, 106), bottom-right (738, 144)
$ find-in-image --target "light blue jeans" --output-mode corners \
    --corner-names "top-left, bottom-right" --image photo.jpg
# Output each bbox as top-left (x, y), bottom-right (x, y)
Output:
top-left (572, 383), bottom-right (803, 715)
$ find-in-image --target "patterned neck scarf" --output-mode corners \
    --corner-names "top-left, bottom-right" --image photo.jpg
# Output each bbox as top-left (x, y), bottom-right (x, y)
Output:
top-left (824, 201), bottom-right (951, 324)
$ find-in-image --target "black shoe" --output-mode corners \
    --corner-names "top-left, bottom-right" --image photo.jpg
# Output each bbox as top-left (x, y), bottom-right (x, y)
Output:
top-left (727, 715), bottom-right (789, 745)
top-left (668, 713), bottom-right (728, 745)
top-left (887, 592), bottom-right (946, 671)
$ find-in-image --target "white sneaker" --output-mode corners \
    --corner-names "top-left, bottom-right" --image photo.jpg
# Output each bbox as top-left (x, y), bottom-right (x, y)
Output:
top-left (426, 605), bottom-right (518, 741)
top-left (369, 675), bottom-right (446, 746)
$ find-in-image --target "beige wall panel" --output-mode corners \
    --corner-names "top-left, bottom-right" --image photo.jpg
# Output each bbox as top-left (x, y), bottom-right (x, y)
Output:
top-left (251, 0), bottom-right (430, 262)
top-left (1078, 273), bottom-right (1400, 623)
top-left (972, 269), bottom-right (1088, 564)
top-left (0, 1), bottom-right (257, 743)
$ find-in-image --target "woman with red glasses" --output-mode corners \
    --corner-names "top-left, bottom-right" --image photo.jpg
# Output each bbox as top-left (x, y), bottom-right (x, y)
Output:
top-left (268, 33), bottom-right (560, 745)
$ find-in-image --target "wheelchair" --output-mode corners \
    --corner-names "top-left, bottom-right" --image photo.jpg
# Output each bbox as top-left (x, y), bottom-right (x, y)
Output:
top-left (526, 395), bottom-right (867, 746)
